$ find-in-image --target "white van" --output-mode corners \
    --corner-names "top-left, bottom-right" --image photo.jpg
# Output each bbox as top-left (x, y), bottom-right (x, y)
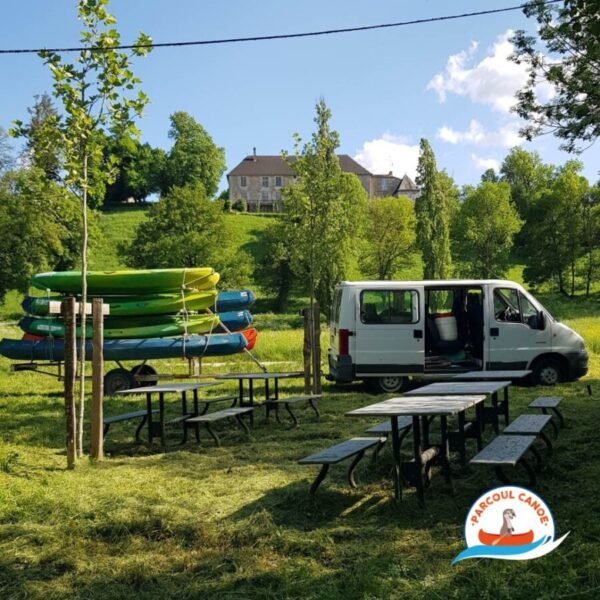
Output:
top-left (328, 280), bottom-right (588, 392)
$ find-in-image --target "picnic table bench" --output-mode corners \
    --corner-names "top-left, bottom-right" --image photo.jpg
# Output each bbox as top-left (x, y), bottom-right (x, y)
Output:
top-left (185, 407), bottom-right (255, 446)
top-left (264, 394), bottom-right (321, 427)
top-left (470, 435), bottom-right (541, 485)
top-left (503, 414), bottom-right (554, 451)
top-left (529, 396), bottom-right (564, 430)
top-left (299, 437), bottom-right (385, 495)
top-left (364, 417), bottom-right (412, 458)
top-left (103, 409), bottom-right (159, 442)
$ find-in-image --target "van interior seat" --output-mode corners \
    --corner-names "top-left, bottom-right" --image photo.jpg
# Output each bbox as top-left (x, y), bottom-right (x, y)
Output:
top-left (425, 308), bottom-right (464, 355)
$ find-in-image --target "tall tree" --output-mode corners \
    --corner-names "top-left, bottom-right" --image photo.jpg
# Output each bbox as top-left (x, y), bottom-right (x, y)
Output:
top-left (0, 169), bottom-right (81, 300)
top-left (360, 196), bottom-right (416, 280)
top-left (161, 112), bottom-right (225, 197)
top-left (13, 0), bottom-right (152, 459)
top-left (124, 183), bottom-right (251, 288)
top-left (512, 0), bottom-right (600, 152)
top-left (454, 182), bottom-right (522, 278)
top-left (415, 139), bottom-right (453, 279)
top-left (524, 161), bottom-right (589, 295)
top-left (582, 184), bottom-right (600, 296)
top-left (0, 127), bottom-right (14, 173)
top-left (18, 93), bottom-right (61, 180)
top-left (499, 147), bottom-right (553, 218)
top-left (282, 98), bottom-right (367, 316)
top-left (481, 168), bottom-right (499, 183)
top-left (104, 136), bottom-right (166, 203)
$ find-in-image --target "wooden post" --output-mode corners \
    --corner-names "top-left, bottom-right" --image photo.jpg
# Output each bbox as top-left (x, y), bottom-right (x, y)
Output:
top-left (312, 302), bottom-right (322, 394)
top-left (90, 298), bottom-right (104, 460)
top-left (302, 307), bottom-right (312, 394)
top-left (62, 297), bottom-right (77, 469)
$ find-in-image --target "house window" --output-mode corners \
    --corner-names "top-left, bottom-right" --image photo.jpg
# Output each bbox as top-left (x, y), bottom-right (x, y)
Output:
top-left (275, 176), bottom-right (282, 187)
top-left (240, 176), bottom-right (247, 187)
top-left (275, 190), bottom-right (282, 201)
top-left (261, 191), bottom-right (269, 202)
top-left (262, 176), bottom-right (269, 187)
top-left (241, 190), bottom-right (248, 200)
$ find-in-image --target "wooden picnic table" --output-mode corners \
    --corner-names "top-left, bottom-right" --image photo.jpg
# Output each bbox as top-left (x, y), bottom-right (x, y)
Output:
top-left (116, 382), bottom-right (221, 446)
top-left (214, 371), bottom-right (304, 406)
top-left (452, 370), bottom-right (532, 381)
top-left (346, 395), bottom-right (486, 505)
top-left (404, 380), bottom-right (512, 434)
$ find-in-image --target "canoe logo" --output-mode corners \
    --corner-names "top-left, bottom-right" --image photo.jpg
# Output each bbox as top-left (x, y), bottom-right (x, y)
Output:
top-left (452, 485), bottom-right (569, 564)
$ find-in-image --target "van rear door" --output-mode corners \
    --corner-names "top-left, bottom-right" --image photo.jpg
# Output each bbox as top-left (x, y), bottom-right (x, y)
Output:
top-left (354, 287), bottom-right (424, 377)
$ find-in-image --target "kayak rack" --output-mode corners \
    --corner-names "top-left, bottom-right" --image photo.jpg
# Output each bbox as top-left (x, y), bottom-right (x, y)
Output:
top-left (11, 361), bottom-right (64, 380)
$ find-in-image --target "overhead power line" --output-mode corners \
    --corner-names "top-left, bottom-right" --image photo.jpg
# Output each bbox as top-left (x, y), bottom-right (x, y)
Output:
top-left (0, 0), bottom-right (562, 55)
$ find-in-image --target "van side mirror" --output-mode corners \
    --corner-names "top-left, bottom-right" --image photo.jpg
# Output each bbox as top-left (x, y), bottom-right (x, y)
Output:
top-left (527, 311), bottom-right (546, 330)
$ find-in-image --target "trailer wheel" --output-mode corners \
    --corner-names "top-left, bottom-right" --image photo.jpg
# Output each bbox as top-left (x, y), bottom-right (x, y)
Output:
top-left (104, 368), bottom-right (135, 395)
top-left (131, 364), bottom-right (158, 387)
top-left (370, 376), bottom-right (407, 394)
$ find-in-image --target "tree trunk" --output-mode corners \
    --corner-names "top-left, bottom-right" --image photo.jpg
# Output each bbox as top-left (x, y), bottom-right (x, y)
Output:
top-left (90, 298), bottom-right (104, 461)
top-left (63, 297), bottom-right (77, 469)
top-left (77, 152), bottom-right (89, 457)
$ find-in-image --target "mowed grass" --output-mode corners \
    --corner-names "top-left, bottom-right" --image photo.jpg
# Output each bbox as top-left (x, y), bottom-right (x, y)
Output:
top-left (1, 301), bottom-right (600, 599)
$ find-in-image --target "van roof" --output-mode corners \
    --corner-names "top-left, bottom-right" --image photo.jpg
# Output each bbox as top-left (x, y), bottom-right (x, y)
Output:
top-left (338, 279), bottom-right (522, 287)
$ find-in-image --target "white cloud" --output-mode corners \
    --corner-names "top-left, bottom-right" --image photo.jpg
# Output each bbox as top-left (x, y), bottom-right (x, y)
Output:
top-left (427, 31), bottom-right (553, 113)
top-left (471, 154), bottom-right (500, 173)
top-left (353, 134), bottom-right (419, 179)
top-left (437, 120), bottom-right (522, 148)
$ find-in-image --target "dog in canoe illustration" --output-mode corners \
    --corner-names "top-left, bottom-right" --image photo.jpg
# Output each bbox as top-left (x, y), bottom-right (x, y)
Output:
top-left (478, 508), bottom-right (534, 546)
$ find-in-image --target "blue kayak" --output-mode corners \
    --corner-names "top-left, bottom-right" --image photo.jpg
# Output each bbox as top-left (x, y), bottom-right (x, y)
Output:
top-left (218, 310), bottom-right (253, 332)
top-left (0, 333), bottom-right (248, 362)
top-left (215, 290), bottom-right (256, 312)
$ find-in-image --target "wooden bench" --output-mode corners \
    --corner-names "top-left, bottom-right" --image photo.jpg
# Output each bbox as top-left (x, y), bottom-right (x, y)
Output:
top-left (185, 407), bottom-right (254, 446)
top-left (503, 414), bottom-right (555, 451)
top-left (265, 394), bottom-right (321, 427)
top-left (470, 435), bottom-right (541, 486)
top-left (298, 437), bottom-right (385, 494)
top-left (103, 409), bottom-right (158, 442)
top-left (529, 396), bottom-right (564, 431)
top-left (364, 417), bottom-right (412, 458)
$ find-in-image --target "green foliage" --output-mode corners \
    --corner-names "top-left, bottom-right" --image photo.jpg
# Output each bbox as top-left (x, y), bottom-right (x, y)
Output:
top-left (104, 136), bottom-right (165, 203)
top-left (524, 161), bottom-right (590, 295)
top-left (415, 139), bottom-right (454, 279)
top-left (454, 182), bottom-right (522, 278)
top-left (0, 169), bottom-right (82, 300)
top-left (512, 0), bottom-right (600, 152)
top-left (232, 198), bottom-right (247, 212)
top-left (359, 196), bottom-right (416, 280)
top-left (254, 220), bottom-right (295, 311)
top-left (17, 93), bottom-right (61, 180)
top-left (0, 127), bottom-right (14, 173)
top-left (499, 147), bottom-right (554, 218)
top-left (282, 98), bottom-right (368, 316)
top-left (124, 183), bottom-right (252, 288)
top-left (480, 168), bottom-right (499, 183)
top-left (161, 112), bottom-right (226, 198)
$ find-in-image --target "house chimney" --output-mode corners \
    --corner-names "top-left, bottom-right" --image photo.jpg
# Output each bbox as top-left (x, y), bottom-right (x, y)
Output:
top-left (253, 147), bottom-right (257, 161)
top-left (388, 171), bottom-right (393, 176)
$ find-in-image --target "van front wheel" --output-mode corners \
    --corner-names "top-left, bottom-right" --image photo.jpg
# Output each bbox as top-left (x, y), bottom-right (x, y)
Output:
top-left (532, 358), bottom-right (563, 386)
top-left (370, 376), bottom-right (407, 394)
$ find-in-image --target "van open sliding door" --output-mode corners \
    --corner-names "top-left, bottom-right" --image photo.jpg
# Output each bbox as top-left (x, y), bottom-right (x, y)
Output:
top-left (354, 287), bottom-right (424, 377)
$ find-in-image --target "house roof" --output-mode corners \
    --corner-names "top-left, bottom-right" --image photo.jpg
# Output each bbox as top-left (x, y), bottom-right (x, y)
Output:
top-left (397, 174), bottom-right (418, 191)
top-left (228, 154), bottom-right (373, 177)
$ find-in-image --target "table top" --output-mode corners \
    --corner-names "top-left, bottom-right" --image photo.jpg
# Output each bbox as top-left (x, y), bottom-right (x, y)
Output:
top-left (403, 380), bottom-right (511, 396)
top-left (214, 371), bottom-right (303, 380)
top-left (116, 382), bottom-right (221, 394)
top-left (452, 370), bottom-right (532, 381)
top-left (346, 395), bottom-right (486, 417)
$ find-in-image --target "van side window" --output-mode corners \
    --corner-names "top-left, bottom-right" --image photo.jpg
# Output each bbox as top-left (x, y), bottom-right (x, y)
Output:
top-left (360, 290), bottom-right (418, 324)
top-left (519, 292), bottom-right (539, 327)
top-left (494, 288), bottom-right (521, 323)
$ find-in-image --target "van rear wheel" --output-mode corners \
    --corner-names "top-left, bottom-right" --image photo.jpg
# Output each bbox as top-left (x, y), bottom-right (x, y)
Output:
top-left (370, 376), bottom-right (407, 394)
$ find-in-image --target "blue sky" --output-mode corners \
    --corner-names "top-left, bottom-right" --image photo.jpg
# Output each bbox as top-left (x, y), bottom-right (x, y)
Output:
top-left (1, 0), bottom-right (598, 192)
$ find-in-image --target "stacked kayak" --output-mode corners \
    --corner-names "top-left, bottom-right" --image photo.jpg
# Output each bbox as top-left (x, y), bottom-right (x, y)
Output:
top-left (2, 268), bottom-right (258, 363)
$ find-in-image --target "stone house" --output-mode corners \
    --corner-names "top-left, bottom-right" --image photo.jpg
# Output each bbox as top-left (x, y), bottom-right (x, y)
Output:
top-left (227, 148), bottom-right (419, 212)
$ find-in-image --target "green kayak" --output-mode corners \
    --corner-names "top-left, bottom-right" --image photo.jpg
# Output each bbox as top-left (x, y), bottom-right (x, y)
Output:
top-left (31, 268), bottom-right (218, 295)
top-left (20, 314), bottom-right (220, 339)
top-left (22, 290), bottom-right (218, 317)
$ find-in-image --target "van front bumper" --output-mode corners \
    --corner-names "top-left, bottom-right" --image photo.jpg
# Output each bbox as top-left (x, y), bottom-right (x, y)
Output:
top-left (566, 350), bottom-right (589, 379)
top-left (328, 354), bottom-right (354, 382)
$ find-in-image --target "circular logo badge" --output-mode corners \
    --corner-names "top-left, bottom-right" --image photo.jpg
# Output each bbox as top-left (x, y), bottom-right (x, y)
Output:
top-left (452, 485), bottom-right (569, 564)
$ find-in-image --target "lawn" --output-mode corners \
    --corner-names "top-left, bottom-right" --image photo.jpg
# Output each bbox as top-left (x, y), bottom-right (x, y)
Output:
top-left (1, 295), bottom-right (599, 599)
